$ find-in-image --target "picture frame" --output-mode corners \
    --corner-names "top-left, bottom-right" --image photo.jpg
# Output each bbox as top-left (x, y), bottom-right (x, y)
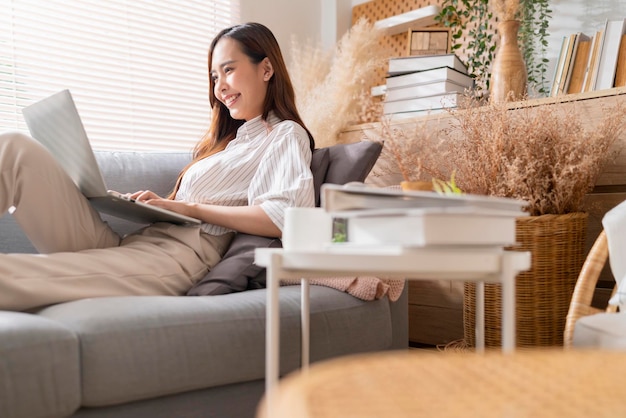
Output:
top-left (407, 28), bottom-right (451, 56)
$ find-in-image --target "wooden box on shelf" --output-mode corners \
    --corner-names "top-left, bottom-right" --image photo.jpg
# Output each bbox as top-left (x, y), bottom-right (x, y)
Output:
top-left (407, 28), bottom-right (450, 56)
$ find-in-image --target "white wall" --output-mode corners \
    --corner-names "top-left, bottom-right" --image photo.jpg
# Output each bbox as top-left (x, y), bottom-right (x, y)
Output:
top-left (239, 0), bottom-right (356, 61)
top-left (239, 0), bottom-right (320, 61)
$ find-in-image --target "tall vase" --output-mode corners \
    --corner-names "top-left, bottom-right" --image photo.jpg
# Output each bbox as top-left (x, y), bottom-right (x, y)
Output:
top-left (489, 20), bottom-right (527, 102)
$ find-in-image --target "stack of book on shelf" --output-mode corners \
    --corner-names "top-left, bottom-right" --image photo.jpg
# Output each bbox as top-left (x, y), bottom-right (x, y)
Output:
top-left (321, 184), bottom-right (526, 248)
top-left (383, 53), bottom-right (474, 118)
top-left (551, 18), bottom-right (626, 96)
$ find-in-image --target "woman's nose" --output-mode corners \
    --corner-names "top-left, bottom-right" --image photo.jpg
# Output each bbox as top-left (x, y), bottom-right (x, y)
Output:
top-left (215, 76), bottom-right (226, 92)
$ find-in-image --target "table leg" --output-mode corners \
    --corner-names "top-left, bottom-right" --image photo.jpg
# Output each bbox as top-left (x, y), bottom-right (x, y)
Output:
top-left (266, 253), bottom-right (282, 392)
top-left (475, 281), bottom-right (485, 352)
top-left (501, 252), bottom-right (516, 352)
top-left (301, 278), bottom-right (310, 370)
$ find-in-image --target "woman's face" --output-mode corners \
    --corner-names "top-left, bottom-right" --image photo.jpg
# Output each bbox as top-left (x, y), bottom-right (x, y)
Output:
top-left (211, 37), bottom-right (272, 121)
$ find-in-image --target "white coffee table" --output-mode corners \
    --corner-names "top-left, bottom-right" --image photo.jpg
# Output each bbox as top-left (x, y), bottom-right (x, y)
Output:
top-left (255, 245), bottom-right (532, 391)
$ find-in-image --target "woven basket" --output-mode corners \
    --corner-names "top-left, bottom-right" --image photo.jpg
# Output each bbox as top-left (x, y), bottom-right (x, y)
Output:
top-left (464, 212), bottom-right (588, 347)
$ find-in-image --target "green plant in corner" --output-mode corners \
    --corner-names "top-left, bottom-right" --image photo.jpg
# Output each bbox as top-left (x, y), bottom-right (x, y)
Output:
top-left (435, 0), bottom-right (496, 93)
top-left (519, 0), bottom-right (552, 96)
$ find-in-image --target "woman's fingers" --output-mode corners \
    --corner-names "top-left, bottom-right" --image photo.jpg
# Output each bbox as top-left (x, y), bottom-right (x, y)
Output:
top-left (130, 190), bottom-right (161, 202)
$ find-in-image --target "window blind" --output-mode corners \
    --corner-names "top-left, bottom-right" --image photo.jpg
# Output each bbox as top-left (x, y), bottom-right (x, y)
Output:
top-left (0, 0), bottom-right (240, 151)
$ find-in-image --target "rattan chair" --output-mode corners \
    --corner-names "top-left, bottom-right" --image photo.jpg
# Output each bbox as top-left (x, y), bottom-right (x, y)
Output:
top-left (564, 230), bottom-right (618, 347)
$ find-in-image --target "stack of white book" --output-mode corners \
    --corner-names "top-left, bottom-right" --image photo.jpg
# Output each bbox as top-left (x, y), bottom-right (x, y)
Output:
top-left (321, 184), bottom-right (527, 248)
top-left (383, 53), bottom-right (474, 118)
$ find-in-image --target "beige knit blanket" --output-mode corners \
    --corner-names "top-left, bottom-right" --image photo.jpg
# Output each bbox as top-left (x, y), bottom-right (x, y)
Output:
top-left (281, 277), bottom-right (405, 302)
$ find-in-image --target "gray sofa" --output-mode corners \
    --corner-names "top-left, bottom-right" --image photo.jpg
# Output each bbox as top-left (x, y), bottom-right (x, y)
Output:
top-left (0, 141), bottom-right (408, 418)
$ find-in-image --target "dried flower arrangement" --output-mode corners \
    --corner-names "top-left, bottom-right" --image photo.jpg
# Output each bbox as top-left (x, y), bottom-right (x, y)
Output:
top-left (492, 0), bottom-right (520, 21)
top-left (378, 116), bottom-right (438, 183)
top-left (390, 98), bottom-right (626, 216)
top-left (288, 18), bottom-right (386, 148)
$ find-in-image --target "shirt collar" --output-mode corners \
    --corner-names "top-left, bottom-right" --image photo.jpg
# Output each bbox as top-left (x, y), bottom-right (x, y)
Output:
top-left (236, 111), bottom-right (282, 141)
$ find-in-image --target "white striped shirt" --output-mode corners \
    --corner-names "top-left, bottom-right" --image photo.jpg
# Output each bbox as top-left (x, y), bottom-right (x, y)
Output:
top-left (175, 112), bottom-right (314, 235)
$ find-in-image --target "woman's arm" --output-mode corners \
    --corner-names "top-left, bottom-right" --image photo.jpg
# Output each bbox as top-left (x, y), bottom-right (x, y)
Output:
top-left (130, 190), bottom-right (281, 237)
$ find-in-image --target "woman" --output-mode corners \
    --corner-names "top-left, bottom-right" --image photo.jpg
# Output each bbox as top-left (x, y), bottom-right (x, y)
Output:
top-left (0, 22), bottom-right (315, 311)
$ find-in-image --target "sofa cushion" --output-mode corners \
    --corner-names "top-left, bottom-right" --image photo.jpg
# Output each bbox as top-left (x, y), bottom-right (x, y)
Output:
top-left (36, 286), bottom-right (392, 407)
top-left (0, 311), bottom-right (80, 418)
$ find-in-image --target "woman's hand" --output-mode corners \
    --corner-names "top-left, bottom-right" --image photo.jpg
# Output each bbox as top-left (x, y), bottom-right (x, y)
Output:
top-left (127, 190), bottom-right (281, 237)
top-left (130, 190), bottom-right (162, 203)
top-left (130, 190), bottom-right (195, 218)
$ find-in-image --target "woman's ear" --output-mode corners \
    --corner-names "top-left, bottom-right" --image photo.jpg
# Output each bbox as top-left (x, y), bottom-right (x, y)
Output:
top-left (262, 57), bottom-right (274, 81)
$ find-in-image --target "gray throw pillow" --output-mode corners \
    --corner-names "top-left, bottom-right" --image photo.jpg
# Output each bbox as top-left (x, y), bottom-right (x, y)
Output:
top-left (186, 233), bottom-right (282, 295)
top-left (311, 147), bottom-right (330, 207)
top-left (325, 141), bottom-right (383, 185)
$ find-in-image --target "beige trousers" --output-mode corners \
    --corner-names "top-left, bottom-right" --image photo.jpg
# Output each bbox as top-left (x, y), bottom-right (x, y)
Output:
top-left (0, 132), bottom-right (232, 311)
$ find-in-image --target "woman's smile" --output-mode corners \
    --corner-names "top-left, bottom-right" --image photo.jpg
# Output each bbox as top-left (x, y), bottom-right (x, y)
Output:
top-left (223, 93), bottom-right (240, 108)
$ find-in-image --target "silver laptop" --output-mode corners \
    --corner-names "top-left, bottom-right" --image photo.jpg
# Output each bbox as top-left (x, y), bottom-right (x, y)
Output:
top-left (22, 90), bottom-right (200, 226)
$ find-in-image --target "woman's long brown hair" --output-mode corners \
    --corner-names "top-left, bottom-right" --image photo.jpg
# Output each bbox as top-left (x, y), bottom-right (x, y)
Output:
top-left (168, 22), bottom-right (314, 199)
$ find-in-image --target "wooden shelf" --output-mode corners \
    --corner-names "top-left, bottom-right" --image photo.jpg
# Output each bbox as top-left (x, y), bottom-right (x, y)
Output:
top-left (341, 87), bottom-right (626, 189)
top-left (373, 5), bottom-right (440, 36)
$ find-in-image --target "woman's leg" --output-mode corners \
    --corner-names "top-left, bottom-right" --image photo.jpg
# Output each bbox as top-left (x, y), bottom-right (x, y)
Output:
top-left (0, 224), bottom-right (233, 311)
top-left (0, 132), bottom-right (119, 253)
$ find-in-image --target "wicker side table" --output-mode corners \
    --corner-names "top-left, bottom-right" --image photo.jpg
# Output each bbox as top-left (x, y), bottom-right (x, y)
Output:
top-left (258, 349), bottom-right (626, 417)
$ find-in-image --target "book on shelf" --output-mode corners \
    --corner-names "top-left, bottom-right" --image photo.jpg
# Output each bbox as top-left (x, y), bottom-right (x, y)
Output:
top-left (560, 33), bottom-right (580, 95)
top-left (582, 30), bottom-right (605, 92)
top-left (595, 18), bottom-right (626, 90)
top-left (550, 35), bottom-right (571, 97)
top-left (567, 33), bottom-right (592, 94)
top-left (551, 33), bottom-right (583, 96)
top-left (388, 53), bottom-right (467, 76)
top-left (385, 79), bottom-right (472, 102)
top-left (383, 91), bottom-right (463, 114)
top-left (614, 34), bottom-right (626, 87)
top-left (321, 183), bottom-right (527, 214)
top-left (386, 66), bottom-right (474, 90)
top-left (345, 207), bottom-right (519, 247)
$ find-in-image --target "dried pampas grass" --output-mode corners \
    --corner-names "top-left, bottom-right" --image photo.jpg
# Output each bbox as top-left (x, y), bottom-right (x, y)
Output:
top-left (289, 18), bottom-right (386, 148)
top-left (379, 116), bottom-right (439, 182)
top-left (433, 99), bottom-right (626, 215)
top-left (381, 97), bottom-right (626, 215)
top-left (492, 0), bottom-right (520, 21)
